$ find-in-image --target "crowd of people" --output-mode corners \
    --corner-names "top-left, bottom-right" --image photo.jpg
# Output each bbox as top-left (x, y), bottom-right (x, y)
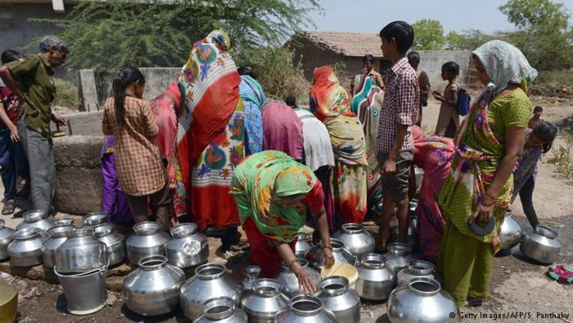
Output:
top-left (0, 20), bottom-right (559, 307)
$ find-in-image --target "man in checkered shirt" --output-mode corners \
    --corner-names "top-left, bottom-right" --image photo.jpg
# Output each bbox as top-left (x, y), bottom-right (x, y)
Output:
top-left (375, 21), bottom-right (419, 252)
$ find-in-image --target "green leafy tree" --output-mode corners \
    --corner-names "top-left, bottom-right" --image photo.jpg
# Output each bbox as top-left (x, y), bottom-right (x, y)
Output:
top-left (411, 19), bottom-right (446, 50)
top-left (499, 0), bottom-right (572, 70)
top-left (445, 31), bottom-right (465, 50)
top-left (34, 0), bottom-right (321, 70)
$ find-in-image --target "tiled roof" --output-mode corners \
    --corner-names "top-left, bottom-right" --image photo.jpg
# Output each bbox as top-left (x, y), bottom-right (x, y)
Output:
top-left (298, 31), bottom-right (384, 58)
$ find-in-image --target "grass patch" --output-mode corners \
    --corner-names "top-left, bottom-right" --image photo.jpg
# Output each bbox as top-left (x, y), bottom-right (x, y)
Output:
top-left (535, 70), bottom-right (573, 88)
top-left (547, 132), bottom-right (573, 179)
top-left (53, 78), bottom-right (80, 110)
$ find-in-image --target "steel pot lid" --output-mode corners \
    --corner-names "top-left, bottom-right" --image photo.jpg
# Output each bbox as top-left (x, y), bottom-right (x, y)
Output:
top-left (55, 218), bottom-right (75, 227)
top-left (84, 213), bottom-right (108, 226)
top-left (133, 221), bottom-right (163, 236)
top-left (47, 226), bottom-right (75, 239)
top-left (23, 210), bottom-right (49, 223)
top-left (170, 223), bottom-right (198, 239)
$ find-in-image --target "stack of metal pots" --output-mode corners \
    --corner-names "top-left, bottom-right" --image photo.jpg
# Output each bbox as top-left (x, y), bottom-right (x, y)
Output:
top-left (166, 223), bottom-right (209, 268)
top-left (126, 221), bottom-right (171, 265)
top-left (54, 227), bottom-right (109, 315)
top-left (180, 263), bottom-right (243, 321)
top-left (332, 223), bottom-right (375, 257)
top-left (123, 255), bottom-right (185, 316)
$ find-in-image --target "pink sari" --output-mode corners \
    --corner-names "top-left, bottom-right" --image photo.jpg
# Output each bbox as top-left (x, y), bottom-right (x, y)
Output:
top-left (411, 126), bottom-right (455, 262)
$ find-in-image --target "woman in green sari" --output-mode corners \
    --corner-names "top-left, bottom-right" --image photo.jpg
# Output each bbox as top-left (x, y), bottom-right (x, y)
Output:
top-left (230, 150), bottom-right (334, 293)
top-left (437, 40), bottom-right (537, 308)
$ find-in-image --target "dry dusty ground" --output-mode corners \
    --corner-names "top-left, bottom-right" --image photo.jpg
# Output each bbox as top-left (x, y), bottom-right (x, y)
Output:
top-left (1, 98), bottom-right (572, 323)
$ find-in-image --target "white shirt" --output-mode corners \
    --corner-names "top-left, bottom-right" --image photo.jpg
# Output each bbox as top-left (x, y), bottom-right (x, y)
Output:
top-left (295, 108), bottom-right (335, 171)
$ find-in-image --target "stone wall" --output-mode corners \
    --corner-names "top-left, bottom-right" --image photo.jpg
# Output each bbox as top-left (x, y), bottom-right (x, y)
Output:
top-left (53, 135), bottom-right (104, 215)
top-left (416, 50), bottom-right (472, 92)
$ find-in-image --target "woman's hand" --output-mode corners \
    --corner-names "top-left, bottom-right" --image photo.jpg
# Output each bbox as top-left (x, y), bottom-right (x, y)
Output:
top-left (292, 262), bottom-right (316, 294)
top-left (469, 200), bottom-right (495, 225)
top-left (322, 247), bottom-right (335, 269)
top-left (8, 124), bottom-right (19, 142)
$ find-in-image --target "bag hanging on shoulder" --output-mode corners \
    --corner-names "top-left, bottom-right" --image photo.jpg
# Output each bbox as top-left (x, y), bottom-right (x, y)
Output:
top-left (457, 88), bottom-right (471, 116)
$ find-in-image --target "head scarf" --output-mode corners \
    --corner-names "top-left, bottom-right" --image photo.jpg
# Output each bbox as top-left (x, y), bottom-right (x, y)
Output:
top-left (309, 66), bottom-right (353, 120)
top-left (472, 40), bottom-right (538, 95)
top-left (230, 151), bottom-right (317, 242)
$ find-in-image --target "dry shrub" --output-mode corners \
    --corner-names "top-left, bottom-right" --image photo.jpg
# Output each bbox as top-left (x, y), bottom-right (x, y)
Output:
top-left (238, 47), bottom-right (310, 105)
top-left (53, 78), bottom-right (80, 110)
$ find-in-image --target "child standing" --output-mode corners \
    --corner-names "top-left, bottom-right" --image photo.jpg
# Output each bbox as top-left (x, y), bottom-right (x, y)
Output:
top-left (376, 21), bottom-right (419, 252)
top-left (0, 50), bottom-right (29, 215)
top-left (433, 61), bottom-right (460, 138)
top-left (102, 66), bottom-right (170, 228)
top-left (407, 51), bottom-right (430, 126)
top-left (528, 106), bottom-right (543, 129)
top-left (512, 121), bottom-right (557, 229)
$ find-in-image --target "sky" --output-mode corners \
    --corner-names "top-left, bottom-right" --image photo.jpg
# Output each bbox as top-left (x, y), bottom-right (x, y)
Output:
top-left (307, 0), bottom-right (573, 34)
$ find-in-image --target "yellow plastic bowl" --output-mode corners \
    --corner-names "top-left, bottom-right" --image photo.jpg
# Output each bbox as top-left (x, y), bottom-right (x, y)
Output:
top-left (321, 263), bottom-right (358, 290)
top-left (0, 280), bottom-right (18, 323)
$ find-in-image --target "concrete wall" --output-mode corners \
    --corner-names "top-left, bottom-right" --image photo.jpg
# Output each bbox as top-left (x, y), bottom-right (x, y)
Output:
top-left (53, 135), bottom-right (104, 215)
top-left (416, 50), bottom-right (472, 92)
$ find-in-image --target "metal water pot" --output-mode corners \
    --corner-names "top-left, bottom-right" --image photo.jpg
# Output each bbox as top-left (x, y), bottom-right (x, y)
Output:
top-left (126, 221), bottom-right (171, 265)
top-left (305, 238), bottom-right (356, 270)
top-left (520, 226), bottom-right (562, 264)
top-left (332, 223), bottom-right (375, 257)
top-left (355, 253), bottom-right (395, 300)
top-left (94, 223), bottom-right (126, 266)
top-left (241, 278), bottom-right (290, 322)
top-left (123, 255), bottom-right (185, 316)
top-left (54, 218), bottom-right (75, 227)
top-left (55, 227), bottom-right (108, 273)
top-left (16, 210), bottom-right (55, 233)
top-left (315, 276), bottom-right (360, 323)
top-left (387, 278), bottom-right (457, 323)
top-left (166, 223), bottom-right (208, 268)
top-left (294, 234), bottom-right (312, 258)
top-left (274, 295), bottom-right (336, 323)
top-left (196, 297), bottom-right (248, 322)
top-left (276, 258), bottom-right (320, 297)
top-left (42, 226), bottom-right (74, 268)
top-left (499, 210), bottom-right (522, 250)
top-left (180, 263), bottom-right (243, 321)
top-left (0, 219), bottom-right (16, 260)
top-left (396, 260), bottom-right (435, 286)
top-left (385, 242), bottom-right (414, 273)
top-left (242, 265), bottom-right (262, 294)
top-left (83, 213), bottom-right (108, 229)
top-left (7, 228), bottom-right (46, 266)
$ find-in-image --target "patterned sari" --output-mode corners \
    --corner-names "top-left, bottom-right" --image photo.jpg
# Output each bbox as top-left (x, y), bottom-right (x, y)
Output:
top-left (230, 150), bottom-right (317, 276)
top-left (411, 126), bottom-right (455, 262)
top-left (351, 75), bottom-right (384, 216)
top-left (310, 66), bottom-right (367, 225)
top-left (172, 30), bottom-right (245, 230)
top-left (239, 75), bottom-right (266, 156)
top-left (437, 40), bottom-right (536, 307)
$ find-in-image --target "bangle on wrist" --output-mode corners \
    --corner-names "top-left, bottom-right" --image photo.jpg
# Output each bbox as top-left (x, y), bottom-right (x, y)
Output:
top-left (288, 259), bottom-right (297, 270)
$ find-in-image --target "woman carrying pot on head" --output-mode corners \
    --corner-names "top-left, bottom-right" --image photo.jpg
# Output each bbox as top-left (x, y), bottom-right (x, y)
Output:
top-left (437, 40), bottom-right (537, 308)
top-left (230, 150), bottom-right (334, 294)
top-left (511, 121), bottom-right (557, 230)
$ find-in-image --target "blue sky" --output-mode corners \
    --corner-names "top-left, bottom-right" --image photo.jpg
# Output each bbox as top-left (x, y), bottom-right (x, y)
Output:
top-left (307, 0), bottom-right (573, 34)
